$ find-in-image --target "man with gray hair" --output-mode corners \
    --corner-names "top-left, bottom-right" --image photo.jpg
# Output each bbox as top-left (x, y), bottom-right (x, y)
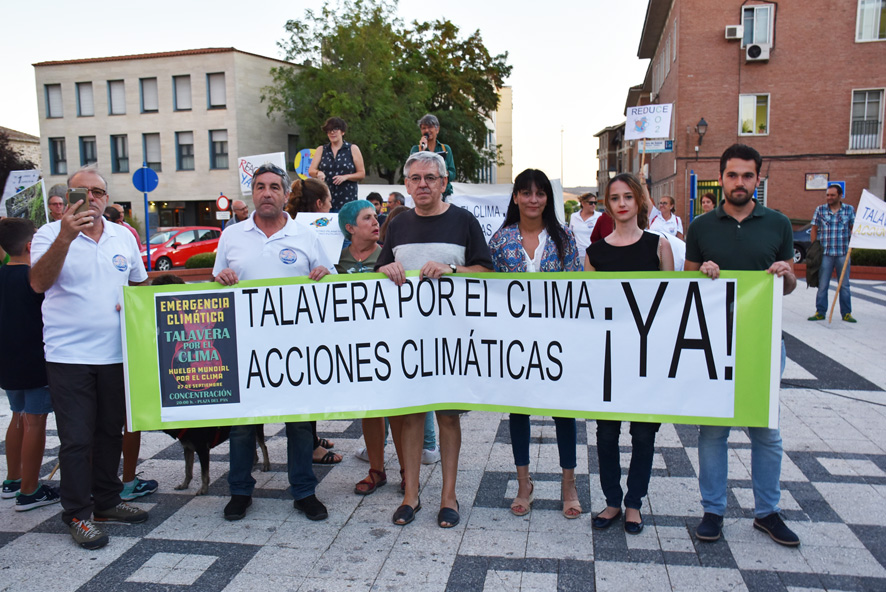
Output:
top-left (46, 184), bottom-right (67, 222)
top-left (30, 165), bottom-right (149, 549)
top-left (410, 114), bottom-right (456, 198)
top-left (375, 151), bottom-right (492, 528)
top-left (213, 162), bottom-right (335, 522)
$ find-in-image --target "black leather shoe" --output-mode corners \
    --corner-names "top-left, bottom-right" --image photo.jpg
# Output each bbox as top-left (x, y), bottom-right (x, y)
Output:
top-left (624, 511), bottom-right (643, 535)
top-left (753, 512), bottom-right (799, 547)
top-left (592, 509), bottom-right (622, 530)
top-left (696, 512), bottom-right (724, 541)
top-left (294, 494), bottom-right (328, 521)
top-left (224, 495), bottom-right (252, 521)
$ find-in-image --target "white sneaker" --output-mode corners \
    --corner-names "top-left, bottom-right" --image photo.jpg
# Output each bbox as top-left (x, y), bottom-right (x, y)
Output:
top-left (355, 447), bottom-right (370, 462)
top-left (421, 446), bottom-right (441, 464)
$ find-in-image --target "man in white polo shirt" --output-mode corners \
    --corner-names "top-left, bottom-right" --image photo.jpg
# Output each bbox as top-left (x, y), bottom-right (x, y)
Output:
top-left (30, 166), bottom-right (149, 550)
top-left (213, 162), bottom-right (335, 522)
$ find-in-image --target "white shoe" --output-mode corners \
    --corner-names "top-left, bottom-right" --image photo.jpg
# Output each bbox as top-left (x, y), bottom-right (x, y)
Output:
top-left (355, 447), bottom-right (370, 462)
top-left (421, 446), bottom-right (441, 464)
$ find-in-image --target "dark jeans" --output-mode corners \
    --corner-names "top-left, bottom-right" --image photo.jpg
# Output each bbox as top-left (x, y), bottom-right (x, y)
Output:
top-left (596, 420), bottom-right (660, 510)
top-left (509, 414), bottom-right (577, 469)
top-left (46, 362), bottom-right (126, 523)
top-left (228, 421), bottom-right (317, 500)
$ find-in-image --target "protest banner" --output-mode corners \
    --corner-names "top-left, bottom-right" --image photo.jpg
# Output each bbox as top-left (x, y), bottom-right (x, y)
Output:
top-left (237, 152), bottom-right (287, 196)
top-left (1, 180), bottom-right (47, 227)
top-left (123, 271), bottom-right (783, 432)
top-left (293, 212), bottom-right (344, 264)
top-left (828, 189), bottom-right (886, 321)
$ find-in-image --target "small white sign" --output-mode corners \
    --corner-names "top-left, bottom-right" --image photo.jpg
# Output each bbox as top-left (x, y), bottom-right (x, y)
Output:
top-left (216, 211), bottom-right (231, 220)
top-left (625, 104), bottom-right (673, 140)
top-left (293, 212), bottom-right (344, 264)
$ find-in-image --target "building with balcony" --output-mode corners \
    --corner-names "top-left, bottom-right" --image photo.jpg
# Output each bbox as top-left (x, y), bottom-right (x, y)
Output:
top-left (603, 0), bottom-right (886, 223)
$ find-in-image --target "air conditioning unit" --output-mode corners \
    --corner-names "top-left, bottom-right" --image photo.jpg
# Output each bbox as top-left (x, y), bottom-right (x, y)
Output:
top-left (725, 25), bottom-right (743, 40)
top-left (746, 43), bottom-right (771, 62)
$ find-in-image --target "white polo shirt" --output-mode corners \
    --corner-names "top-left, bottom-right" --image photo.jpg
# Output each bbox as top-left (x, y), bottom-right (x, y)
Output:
top-left (212, 212), bottom-right (336, 282)
top-left (31, 219), bottom-right (148, 364)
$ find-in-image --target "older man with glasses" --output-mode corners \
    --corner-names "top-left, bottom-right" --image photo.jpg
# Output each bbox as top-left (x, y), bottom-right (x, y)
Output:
top-left (225, 200), bottom-right (250, 228)
top-left (375, 151), bottom-right (493, 528)
top-left (30, 165), bottom-right (150, 550)
top-left (213, 162), bottom-right (336, 522)
top-left (46, 184), bottom-right (67, 222)
top-left (568, 192), bottom-right (601, 255)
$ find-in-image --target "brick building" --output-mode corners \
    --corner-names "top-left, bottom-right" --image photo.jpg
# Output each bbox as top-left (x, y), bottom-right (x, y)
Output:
top-left (606, 0), bottom-right (886, 224)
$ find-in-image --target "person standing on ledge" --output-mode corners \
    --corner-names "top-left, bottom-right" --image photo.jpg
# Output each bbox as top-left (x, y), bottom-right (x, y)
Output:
top-left (410, 114), bottom-right (456, 199)
top-left (309, 117), bottom-right (365, 212)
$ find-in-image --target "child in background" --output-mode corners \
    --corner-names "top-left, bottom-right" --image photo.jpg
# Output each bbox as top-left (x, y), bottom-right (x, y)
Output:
top-left (0, 218), bottom-right (59, 511)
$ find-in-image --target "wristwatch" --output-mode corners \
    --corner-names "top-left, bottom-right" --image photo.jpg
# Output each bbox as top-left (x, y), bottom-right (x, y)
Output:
top-left (449, 264), bottom-right (457, 274)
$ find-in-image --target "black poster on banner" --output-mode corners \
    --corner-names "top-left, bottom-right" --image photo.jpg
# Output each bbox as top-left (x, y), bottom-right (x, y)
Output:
top-left (155, 292), bottom-right (240, 407)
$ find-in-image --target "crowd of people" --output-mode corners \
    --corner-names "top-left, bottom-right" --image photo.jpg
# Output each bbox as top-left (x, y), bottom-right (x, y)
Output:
top-left (1, 129), bottom-right (815, 552)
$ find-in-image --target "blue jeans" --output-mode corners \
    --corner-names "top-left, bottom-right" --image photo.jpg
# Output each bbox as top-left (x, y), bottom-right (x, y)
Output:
top-left (509, 414), bottom-right (577, 469)
top-left (596, 420), bottom-right (660, 509)
top-left (228, 422), bottom-right (317, 500)
top-left (423, 412), bottom-right (436, 450)
top-left (697, 340), bottom-right (786, 518)
top-left (816, 254), bottom-right (851, 316)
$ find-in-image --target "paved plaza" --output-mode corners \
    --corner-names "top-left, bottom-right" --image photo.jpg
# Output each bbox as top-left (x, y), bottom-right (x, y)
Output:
top-left (1, 276), bottom-right (884, 591)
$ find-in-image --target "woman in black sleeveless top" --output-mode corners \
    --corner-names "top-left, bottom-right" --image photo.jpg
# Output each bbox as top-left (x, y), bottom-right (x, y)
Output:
top-left (585, 173), bottom-right (674, 535)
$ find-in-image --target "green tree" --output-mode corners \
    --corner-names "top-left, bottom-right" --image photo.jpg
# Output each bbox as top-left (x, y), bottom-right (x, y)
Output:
top-left (264, 0), bottom-right (511, 184)
top-left (264, 0), bottom-right (427, 183)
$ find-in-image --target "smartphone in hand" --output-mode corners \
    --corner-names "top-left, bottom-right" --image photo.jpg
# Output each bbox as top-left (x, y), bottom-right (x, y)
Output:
top-left (65, 188), bottom-right (89, 215)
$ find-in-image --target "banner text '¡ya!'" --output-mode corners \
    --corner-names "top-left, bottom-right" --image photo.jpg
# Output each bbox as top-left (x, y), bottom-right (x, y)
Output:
top-left (242, 278), bottom-right (596, 328)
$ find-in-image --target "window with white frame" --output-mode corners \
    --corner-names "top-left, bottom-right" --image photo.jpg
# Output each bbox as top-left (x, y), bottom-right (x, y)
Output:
top-left (672, 20), bottom-right (677, 61)
top-left (207, 73), bottom-right (226, 109)
top-left (739, 94), bottom-right (770, 135)
top-left (664, 37), bottom-right (671, 77)
top-left (857, 0), bottom-right (886, 41)
top-left (850, 89), bottom-right (884, 150)
top-left (108, 80), bottom-right (126, 115)
top-left (173, 75), bottom-right (191, 110)
top-left (140, 78), bottom-right (158, 113)
top-left (210, 130), bottom-right (228, 169)
top-left (742, 4), bottom-right (774, 46)
top-left (76, 83), bottom-right (94, 117)
top-left (143, 133), bottom-right (161, 172)
top-left (111, 134), bottom-right (129, 173)
top-left (176, 132), bottom-right (194, 171)
top-left (49, 138), bottom-right (67, 175)
top-left (45, 84), bottom-right (62, 118)
top-left (79, 136), bottom-right (97, 166)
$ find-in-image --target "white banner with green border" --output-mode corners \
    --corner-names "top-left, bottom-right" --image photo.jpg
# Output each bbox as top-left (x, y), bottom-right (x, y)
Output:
top-left (122, 271), bottom-right (783, 431)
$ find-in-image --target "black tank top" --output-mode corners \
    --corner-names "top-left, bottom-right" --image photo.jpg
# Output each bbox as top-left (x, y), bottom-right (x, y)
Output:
top-left (585, 231), bottom-right (660, 272)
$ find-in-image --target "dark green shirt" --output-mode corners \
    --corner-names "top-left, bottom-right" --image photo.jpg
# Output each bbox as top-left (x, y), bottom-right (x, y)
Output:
top-left (685, 200), bottom-right (793, 270)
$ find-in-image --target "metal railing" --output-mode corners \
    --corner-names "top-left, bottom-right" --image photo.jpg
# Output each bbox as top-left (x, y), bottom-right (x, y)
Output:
top-left (850, 119), bottom-right (882, 150)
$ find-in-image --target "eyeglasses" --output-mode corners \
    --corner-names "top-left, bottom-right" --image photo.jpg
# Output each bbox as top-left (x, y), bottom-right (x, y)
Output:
top-left (74, 187), bottom-right (107, 198)
top-left (587, 201), bottom-right (597, 205)
top-left (406, 174), bottom-right (442, 184)
top-left (254, 163), bottom-right (286, 178)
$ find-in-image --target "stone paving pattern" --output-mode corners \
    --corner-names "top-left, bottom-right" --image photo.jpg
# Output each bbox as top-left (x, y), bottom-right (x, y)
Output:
top-left (1, 277), bottom-right (884, 591)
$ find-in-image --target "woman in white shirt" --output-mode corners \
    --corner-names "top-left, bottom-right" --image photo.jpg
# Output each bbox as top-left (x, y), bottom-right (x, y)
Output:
top-left (652, 195), bottom-right (684, 240)
top-left (568, 193), bottom-right (600, 256)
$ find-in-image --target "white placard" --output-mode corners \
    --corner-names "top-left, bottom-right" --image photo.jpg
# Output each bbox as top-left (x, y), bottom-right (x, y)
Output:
top-left (850, 189), bottom-right (886, 250)
top-left (625, 104), bottom-right (674, 140)
top-left (237, 152), bottom-right (287, 196)
top-left (293, 212), bottom-right (345, 264)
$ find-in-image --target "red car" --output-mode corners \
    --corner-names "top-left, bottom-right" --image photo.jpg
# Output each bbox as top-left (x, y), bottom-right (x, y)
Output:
top-left (141, 226), bottom-right (221, 271)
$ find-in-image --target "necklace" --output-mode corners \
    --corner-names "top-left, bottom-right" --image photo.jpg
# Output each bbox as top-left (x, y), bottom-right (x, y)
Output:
top-left (349, 243), bottom-right (375, 262)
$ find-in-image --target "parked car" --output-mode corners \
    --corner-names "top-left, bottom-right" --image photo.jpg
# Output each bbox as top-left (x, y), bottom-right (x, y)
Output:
top-left (793, 223), bottom-right (812, 263)
top-left (141, 226), bottom-right (221, 271)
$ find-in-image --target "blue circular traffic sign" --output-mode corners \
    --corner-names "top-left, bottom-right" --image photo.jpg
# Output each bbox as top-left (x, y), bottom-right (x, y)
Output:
top-left (132, 167), bottom-right (159, 193)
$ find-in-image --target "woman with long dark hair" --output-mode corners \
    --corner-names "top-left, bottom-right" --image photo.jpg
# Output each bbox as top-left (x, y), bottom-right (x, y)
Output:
top-left (489, 168), bottom-right (583, 519)
top-left (585, 172), bottom-right (674, 535)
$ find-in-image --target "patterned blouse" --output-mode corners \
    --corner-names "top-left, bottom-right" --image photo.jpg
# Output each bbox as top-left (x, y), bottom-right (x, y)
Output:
top-left (318, 141), bottom-right (358, 211)
top-left (489, 223), bottom-right (583, 273)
